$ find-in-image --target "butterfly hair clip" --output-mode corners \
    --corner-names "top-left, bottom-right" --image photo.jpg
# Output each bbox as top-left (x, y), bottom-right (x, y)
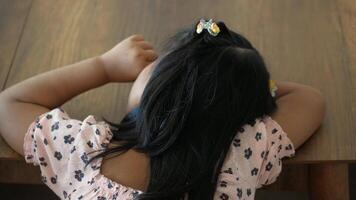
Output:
top-left (269, 80), bottom-right (278, 97)
top-left (196, 19), bottom-right (220, 36)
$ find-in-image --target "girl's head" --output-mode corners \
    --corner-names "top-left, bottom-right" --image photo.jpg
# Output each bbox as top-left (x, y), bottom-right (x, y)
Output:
top-left (127, 20), bottom-right (275, 119)
top-left (95, 19), bottom-right (277, 199)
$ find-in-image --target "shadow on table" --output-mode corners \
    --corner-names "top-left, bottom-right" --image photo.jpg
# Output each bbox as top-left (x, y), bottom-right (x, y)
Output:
top-left (0, 184), bottom-right (310, 200)
top-left (1, 164), bottom-right (356, 200)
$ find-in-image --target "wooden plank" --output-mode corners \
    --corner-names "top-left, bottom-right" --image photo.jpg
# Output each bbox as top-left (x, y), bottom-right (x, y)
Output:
top-left (236, 0), bottom-right (355, 163)
top-left (336, 1), bottom-right (356, 159)
top-left (0, 0), bottom-right (32, 159)
top-left (309, 163), bottom-right (349, 200)
top-left (263, 164), bottom-right (309, 192)
top-left (336, 0), bottom-right (356, 87)
top-left (0, 0), bottom-right (32, 90)
top-left (0, 183), bottom-right (58, 199)
top-left (2, 0), bottom-right (355, 165)
top-left (0, 160), bottom-right (41, 184)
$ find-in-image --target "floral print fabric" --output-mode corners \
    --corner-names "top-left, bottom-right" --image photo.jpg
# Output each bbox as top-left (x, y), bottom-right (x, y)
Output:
top-left (213, 116), bottom-right (295, 199)
top-left (24, 108), bottom-right (295, 200)
top-left (23, 108), bottom-right (142, 199)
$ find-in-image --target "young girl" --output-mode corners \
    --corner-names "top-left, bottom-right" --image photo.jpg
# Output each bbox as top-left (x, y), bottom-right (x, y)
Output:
top-left (0, 19), bottom-right (325, 200)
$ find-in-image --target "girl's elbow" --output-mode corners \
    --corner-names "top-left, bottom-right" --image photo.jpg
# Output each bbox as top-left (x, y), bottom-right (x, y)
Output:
top-left (307, 86), bottom-right (326, 126)
top-left (313, 88), bottom-right (326, 112)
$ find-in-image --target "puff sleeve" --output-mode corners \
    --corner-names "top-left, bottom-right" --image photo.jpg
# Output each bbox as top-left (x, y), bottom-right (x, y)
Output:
top-left (23, 107), bottom-right (113, 199)
top-left (256, 116), bottom-right (295, 187)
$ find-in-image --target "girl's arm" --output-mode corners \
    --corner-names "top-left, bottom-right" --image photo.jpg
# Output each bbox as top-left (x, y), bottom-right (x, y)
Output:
top-left (271, 81), bottom-right (326, 149)
top-left (0, 34), bottom-right (157, 155)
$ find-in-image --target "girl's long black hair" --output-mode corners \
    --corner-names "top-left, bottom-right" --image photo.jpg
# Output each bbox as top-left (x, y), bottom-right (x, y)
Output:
top-left (89, 19), bottom-right (277, 199)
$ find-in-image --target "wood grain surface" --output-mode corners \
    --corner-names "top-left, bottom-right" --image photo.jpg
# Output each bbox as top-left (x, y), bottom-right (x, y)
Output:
top-left (0, 0), bottom-right (32, 90)
top-left (1, 0), bottom-right (356, 164)
top-left (337, 0), bottom-right (356, 160)
top-left (309, 163), bottom-right (350, 199)
top-left (0, 0), bottom-right (33, 159)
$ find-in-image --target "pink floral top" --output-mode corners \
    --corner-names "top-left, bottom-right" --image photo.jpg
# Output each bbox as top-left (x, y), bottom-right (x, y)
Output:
top-left (24, 108), bottom-right (295, 200)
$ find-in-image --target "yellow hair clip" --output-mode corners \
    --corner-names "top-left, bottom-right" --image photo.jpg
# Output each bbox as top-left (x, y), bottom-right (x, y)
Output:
top-left (196, 19), bottom-right (220, 36)
top-left (269, 80), bottom-right (278, 97)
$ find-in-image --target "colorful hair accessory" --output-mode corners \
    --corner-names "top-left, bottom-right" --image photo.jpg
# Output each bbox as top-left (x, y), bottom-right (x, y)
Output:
top-left (196, 19), bottom-right (220, 36)
top-left (269, 80), bottom-right (278, 97)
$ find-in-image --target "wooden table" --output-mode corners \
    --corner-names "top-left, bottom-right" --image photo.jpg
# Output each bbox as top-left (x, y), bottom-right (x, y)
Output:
top-left (1, 0), bottom-right (355, 199)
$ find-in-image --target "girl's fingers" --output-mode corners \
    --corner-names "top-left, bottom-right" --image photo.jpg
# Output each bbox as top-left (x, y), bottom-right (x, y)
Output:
top-left (137, 41), bottom-right (154, 50)
top-left (130, 34), bottom-right (145, 41)
top-left (144, 50), bottom-right (158, 62)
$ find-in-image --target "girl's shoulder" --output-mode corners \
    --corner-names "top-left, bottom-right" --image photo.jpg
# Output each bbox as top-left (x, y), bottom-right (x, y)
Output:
top-left (23, 108), bottom-right (143, 200)
top-left (214, 116), bottom-right (295, 199)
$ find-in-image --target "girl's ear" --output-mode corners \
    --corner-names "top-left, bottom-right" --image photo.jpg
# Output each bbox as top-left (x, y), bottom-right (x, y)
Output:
top-left (127, 61), bottom-right (156, 113)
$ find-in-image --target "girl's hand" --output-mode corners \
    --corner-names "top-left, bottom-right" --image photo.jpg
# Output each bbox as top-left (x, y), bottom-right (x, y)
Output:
top-left (99, 34), bottom-right (158, 82)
